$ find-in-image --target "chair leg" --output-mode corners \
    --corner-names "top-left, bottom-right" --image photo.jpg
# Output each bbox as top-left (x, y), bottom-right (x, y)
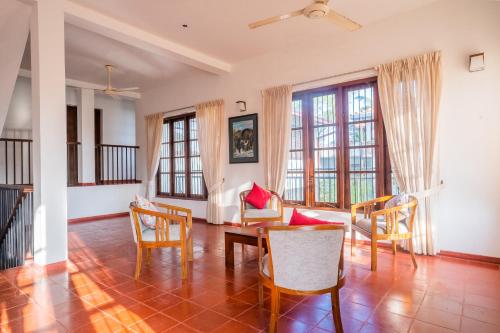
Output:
top-left (146, 248), bottom-right (152, 265)
top-left (392, 241), bottom-right (397, 255)
top-left (134, 246), bottom-right (143, 280)
top-left (409, 239), bottom-right (418, 269)
top-left (371, 238), bottom-right (378, 271)
top-left (351, 229), bottom-right (356, 255)
top-left (331, 288), bottom-right (344, 333)
top-left (181, 242), bottom-right (188, 279)
top-left (269, 288), bottom-right (280, 333)
top-left (188, 233), bottom-right (194, 261)
top-left (258, 281), bottom-right (264, 305)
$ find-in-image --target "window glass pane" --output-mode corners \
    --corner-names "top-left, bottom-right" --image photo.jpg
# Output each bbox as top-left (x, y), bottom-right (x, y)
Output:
top-left (190, 140), bottom-right (200, 156)
top-left (290, 129), bottom-right (302, 150)
top-left (314, 149), bottom-right (337, 171)
top-left (174, 142), bottom-right (185, 157)
top-left (348, 87), bottom-right (374, 122)
top-left (349, 148), bottom-right (376, 171)
top-left (175, 174), bottom-right (185, 194)
top-left (158, 123), bottom-right (171, 194)
top-left (348, 122), bottom-right (375, 146)
top-left (285, 172), bottom-right (304, 202)
top-left (391, 172), bottom-right (400, 195)
top-left (350, 173), bottom-right (376, 204)
top-left (190, 156), bottom-right (202, 173)
top-left (173, 120), bottom-right (185, 141)
top-left (313, 94), bottom-right (335, 125)
top-left (160, 174), bottom-right (170, 193)
top-left (314, 126), bottom-right (336, 148)
top-left (174, 158), bottom-right (185, 172)
top-left (315, 173), bottom-right (337, 203)
top-left (291, 100), bottom-right (302, 128)
top-left (189, 118), bottom-right (198, 140)
top-left (190, 172), bottom-right (203, 196)
top-left (285, 99), bottom-right (305, 202)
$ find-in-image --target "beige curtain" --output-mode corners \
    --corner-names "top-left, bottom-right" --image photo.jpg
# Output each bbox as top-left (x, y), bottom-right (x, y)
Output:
top-left (378, 51), bottom-right (442, 255)
top-left (196, 99), bottom-right (225, 224)
top-left (262, 85), bottom-right (293, 195)
top-left (145, 113), bottom-right (164, 198)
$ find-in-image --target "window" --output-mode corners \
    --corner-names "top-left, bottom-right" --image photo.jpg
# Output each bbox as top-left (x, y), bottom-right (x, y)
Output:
top-left (157, 113), bottom-right (207, 199)
top-left (284, 78), bottom-right (395, 209)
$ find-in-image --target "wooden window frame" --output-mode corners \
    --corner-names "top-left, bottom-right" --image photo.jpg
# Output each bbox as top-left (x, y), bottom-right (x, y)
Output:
top-left (284, 77), bottom-right (395, 210)
top-left (156, 113), bottom-right (207, 200)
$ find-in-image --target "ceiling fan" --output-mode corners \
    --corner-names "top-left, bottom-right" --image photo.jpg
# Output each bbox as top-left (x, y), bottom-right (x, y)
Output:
top-left (248, 0), bottom-right (362, 31)
top-left (98, 65), bottom-right (139, 96)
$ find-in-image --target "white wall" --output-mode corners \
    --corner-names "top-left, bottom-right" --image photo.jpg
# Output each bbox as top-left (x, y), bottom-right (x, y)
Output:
top-left (5, 77), bottom-right (140, 219)
top-left (137, 0), bottom-right (500, 257)
top-left (67, 183), bottom-right (141, 219)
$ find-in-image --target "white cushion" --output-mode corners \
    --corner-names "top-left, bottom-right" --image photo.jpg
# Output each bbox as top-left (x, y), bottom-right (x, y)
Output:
top-left (140, 224), bottom-right (190, 242)
top-left (262, 254), bottom-right (270, 277)
top-left (134, 195), bottom-right (159, 229)
top-left (243, 208), bottom-right (280, 219)
top-left (356, 217), bottom-right (409, 235)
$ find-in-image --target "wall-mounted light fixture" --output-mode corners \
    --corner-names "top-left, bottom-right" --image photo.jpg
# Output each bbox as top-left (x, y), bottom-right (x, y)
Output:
top-left (236, 100), bottom-right (247, 112)
top-left (469, 52), bottom-right (485, 72)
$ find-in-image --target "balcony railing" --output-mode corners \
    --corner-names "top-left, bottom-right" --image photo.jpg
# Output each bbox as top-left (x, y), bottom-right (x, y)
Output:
top-left (96, 144), bottom-right (139, 185)
top-left (0, 138), bottom-right (32, 185)
top-left (0, 185), bottom-right (33, 270)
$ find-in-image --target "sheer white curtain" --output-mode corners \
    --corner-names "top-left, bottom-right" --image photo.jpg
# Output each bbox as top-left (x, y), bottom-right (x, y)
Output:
top-left (196, 99), bottom-right (225, 224)
top-left (145, 113), bottom-right (164, 198)
top-left (262, 85), bottom-right (293, 194)
top-left (378, 51), bottom-right (442, 255)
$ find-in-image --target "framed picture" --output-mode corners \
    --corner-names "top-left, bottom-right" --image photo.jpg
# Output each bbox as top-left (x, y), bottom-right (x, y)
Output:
top-left (228, 113), bottom-right (259, 163)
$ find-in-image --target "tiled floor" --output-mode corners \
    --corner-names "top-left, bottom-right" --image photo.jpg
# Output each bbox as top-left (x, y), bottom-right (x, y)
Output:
top-left (1, 218), bottom-right (499, 333)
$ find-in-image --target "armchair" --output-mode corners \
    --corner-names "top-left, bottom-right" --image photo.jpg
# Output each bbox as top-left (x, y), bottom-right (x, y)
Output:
top-left (257, 225), bottom-right (346, 333)
top-left (129, 202), bottom-right (193, 279)
top-left (350, 195), bottom-right (418, 271)
top-left (239, 190), bottom-right (284, 227)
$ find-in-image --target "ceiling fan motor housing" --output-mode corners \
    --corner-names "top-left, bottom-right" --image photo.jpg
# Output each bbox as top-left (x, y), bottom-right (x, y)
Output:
top-left (304, 3), bottom-right (330, 18)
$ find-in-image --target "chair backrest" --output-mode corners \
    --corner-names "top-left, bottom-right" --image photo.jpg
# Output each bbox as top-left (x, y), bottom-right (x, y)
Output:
top-left (266, 225), bottom-right (345, 292)
top-left (382, 195), bottom-right (418, 233)
top-left (129, 203), bottom-right (186, 243)
top-left (240, 189), bottom-right (281, 210)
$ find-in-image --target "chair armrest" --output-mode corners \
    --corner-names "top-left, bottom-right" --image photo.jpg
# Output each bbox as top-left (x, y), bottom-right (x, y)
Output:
top-left (351, 195), bottom-right (393, 225)
top-left (269, 191), bottom-right (284, 215)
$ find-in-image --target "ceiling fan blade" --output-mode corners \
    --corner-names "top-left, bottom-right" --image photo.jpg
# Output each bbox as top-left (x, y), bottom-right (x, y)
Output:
top-left (116, 87), bottom-right (140, 91)
top-left (326, 10), bottom-right (362, 31)
top-left (248, 9), bottom-right (304, 29)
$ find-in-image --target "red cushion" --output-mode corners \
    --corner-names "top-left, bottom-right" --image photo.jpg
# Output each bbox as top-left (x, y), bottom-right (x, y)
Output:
top-left (289, 208), bottom-right (344, 226)
top-left (245, 183), bottom-right (272, 209)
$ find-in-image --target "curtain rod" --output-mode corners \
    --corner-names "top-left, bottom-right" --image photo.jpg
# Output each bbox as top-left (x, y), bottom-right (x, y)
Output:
top-left (292, 66), bottom-right (377, 87)
top-left (163, 105), bottom-right (196, 115)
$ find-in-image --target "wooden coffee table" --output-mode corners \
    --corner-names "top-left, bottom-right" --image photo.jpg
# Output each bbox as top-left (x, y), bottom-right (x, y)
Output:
top-left (224, 222), bottom-right (281, 267)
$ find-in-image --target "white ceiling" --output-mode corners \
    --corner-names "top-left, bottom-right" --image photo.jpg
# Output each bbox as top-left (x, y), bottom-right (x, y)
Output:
top-left (21, 23), bottom-right (205, 90)
top-left (69, 0), bottom-right (437, 63)
top-left (20, 0), bottom-right (439, 89)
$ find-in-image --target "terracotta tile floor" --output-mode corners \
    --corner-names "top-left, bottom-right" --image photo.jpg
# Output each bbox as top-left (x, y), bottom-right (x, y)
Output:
top-left (1, 218), bottom-right (499, 332)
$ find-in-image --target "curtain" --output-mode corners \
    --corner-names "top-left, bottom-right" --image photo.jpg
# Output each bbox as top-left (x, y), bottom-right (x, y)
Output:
top-left (262, 85), bottom-right (293, 195)
top-left (145, 113), bottom-right (164, 199)
top-left (378, 51), bottom-right (442, 255)
top-left (196, 99), bottom-right (225, 224)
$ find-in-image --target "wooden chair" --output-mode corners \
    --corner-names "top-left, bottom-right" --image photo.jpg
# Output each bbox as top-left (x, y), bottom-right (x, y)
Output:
top-left (350, 195), bottom-right (418, 271)
top-left (129, 202), bottom-right (193, 280)
top-left (239, 190), bottom-right (284, 227)
top-left (257, 225), bottom-right (346, 333)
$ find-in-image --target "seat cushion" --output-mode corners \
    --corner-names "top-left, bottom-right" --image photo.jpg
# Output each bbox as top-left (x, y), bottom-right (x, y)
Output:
top-left (243, 208), bottom-right (280, 219)
top-left (140, 224), bottom-right (189, 242)
top-left (262, 254), bottom-right (270, 277)
top-left (355, 217), bottom-right (409, 235)
top-left (289, 208), bottom-right (344, 226)
top-left (244, 183), bottom-right (271, 209)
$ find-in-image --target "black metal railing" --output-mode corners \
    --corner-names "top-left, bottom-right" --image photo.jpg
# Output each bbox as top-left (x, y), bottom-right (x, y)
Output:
top-left (0, 138), bottom-right (33, 185)
top-left (0, 185), bottom-right (33, 270)
top-left (95, 144), bottom-right (138, 185)
top-left (67, 142), bottom-right (81, 186)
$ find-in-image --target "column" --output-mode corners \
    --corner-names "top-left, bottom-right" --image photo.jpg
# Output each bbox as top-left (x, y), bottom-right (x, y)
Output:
top-left (31, 0), bottom-right (67, 265)
top-left (77, 88), bottom-right (95, 184)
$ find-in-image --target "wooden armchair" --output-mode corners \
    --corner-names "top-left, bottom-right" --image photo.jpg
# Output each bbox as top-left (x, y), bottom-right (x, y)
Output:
top-left (257, 225), bottom-right (346, 333)
top-left (239, 190), bottom-right (284, 227)
top-left (129, 202), bottom-right (193, 280)
top-left (350, 195), bottom-right (418, 271)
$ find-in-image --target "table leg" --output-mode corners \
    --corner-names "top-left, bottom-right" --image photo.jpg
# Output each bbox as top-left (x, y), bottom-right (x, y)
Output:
top-left (225, 235), bottom-right (235, 267)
